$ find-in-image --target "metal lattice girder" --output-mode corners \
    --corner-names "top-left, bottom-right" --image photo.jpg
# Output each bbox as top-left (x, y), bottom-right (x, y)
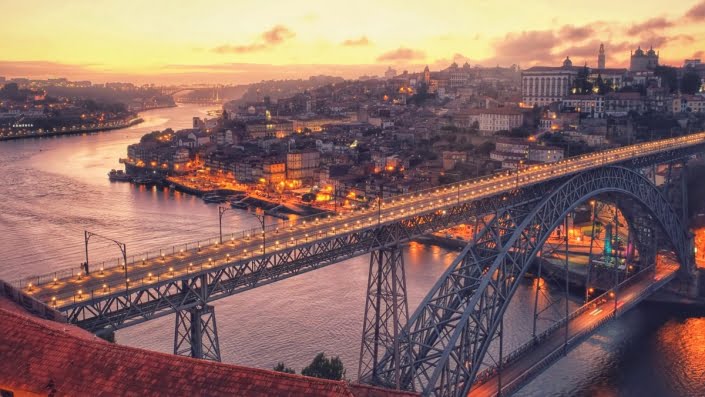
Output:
top-left (174, 303), bottom-right (221, 362)
top-left (375, 166), bottom-right (691, 397)
top-left (359, 246), bottom-right (410, 387)
top-left (63, 182), bottom-right (556, 332)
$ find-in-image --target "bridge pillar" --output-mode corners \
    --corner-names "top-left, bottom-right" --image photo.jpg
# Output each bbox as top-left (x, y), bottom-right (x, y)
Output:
top-left (358, 245), bottom-right (409, 387)
top-left (174, 304), bottom-right (221, 362)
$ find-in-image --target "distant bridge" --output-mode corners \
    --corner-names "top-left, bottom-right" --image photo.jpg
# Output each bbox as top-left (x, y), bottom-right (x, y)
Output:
top-left (17, 132), bottom-right (705, 396)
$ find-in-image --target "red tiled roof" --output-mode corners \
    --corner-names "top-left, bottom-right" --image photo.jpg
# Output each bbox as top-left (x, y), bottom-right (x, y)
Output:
top-left (0, 302), bottom-right (418, 397)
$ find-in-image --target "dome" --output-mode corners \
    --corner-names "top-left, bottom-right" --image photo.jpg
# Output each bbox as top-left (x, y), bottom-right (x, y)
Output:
top-left (562, 56), bottom-right (573, 68)
top-left (647, 46), bottom-right (656, 56)
top-left (634, 46), bottom-right (644, 56)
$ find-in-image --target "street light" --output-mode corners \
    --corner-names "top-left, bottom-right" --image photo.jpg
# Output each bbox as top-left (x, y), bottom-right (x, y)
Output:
top-left (250, 207), bottom-right (266, 257)
top-left (218, 205), bottom-right (236, 244)
top-left (84, 230), bottom-right (128, 292)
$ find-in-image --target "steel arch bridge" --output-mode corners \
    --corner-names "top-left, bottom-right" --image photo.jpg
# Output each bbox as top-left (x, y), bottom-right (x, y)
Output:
top-left (371, 166), bottom-right (692, 396)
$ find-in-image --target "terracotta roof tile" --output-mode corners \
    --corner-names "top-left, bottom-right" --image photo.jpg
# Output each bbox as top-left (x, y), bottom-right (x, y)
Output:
top-left (0, 305), bottom-right (417, 397)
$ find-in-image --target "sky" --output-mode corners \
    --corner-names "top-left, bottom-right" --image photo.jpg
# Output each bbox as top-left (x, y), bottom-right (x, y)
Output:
top-left (1, 0), bottom-right (704, 85)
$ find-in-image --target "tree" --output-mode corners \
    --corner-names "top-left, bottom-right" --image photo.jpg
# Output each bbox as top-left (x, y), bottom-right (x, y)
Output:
top-left (301, 353), bottom-right (345, 381)
top-left (654, 66), bottom-right (678, 93)
top-left (571, 65), bottom-right (593, 94)
top-left (273, 362), bottom-right (295, 374)
top-left (681, 72), bottom-right (702, 95)
top-left (476, 141), bottom-right (496, 156)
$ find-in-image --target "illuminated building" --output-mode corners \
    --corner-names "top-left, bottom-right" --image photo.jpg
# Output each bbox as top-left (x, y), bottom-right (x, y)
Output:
top-left (521, 57), bottom-right (579, 106)
top-left (286, 150), bottom-right (320, 183)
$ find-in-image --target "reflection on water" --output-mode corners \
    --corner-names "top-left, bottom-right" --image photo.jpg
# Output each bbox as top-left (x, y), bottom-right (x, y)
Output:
top-left (0, 105), bottom-right (703, 395)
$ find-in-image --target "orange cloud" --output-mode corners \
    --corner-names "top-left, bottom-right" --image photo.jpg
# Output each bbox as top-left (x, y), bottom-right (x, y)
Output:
top-left (558, 25), bottom-right (595, 41)
top-left (262, 25), bottom-right (295, 44)
top-left (376, 47), bottom-right (425, 62)
top-left (342, 36), bottom-right (370, 46)
top-left (212, 25), bottom-right (295, 54)
top-left (626, 17), bottom-right (674, 35)
top-left (685, 1), bottom-right (705, 20)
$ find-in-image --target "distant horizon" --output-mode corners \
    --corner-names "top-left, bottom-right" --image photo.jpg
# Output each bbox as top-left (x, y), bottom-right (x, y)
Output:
top-left (0, 49), bottom-right (695, 87)
top-left (2, 0), bottom-right (704, 85)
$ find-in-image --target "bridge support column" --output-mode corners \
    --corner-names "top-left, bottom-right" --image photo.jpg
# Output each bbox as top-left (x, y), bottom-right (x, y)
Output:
top-left (174, 304), bottom-right (221, 362)
top-left (358, 245), bottom-right (409, 387)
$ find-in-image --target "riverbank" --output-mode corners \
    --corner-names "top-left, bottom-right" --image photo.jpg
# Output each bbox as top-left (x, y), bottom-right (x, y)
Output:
top-left (0, 117), bottom-right (144, 141)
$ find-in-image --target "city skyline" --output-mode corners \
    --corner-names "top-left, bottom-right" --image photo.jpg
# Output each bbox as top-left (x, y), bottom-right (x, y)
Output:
top-left (2, 0), bottom-right (705, 84)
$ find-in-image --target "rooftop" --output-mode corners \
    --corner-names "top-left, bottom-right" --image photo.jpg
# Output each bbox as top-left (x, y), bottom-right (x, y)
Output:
top-left (0, 292), bottom-right (417, 397)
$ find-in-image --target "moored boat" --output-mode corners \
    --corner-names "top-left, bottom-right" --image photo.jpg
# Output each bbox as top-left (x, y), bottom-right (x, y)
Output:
top-left (108, 169), bottom-right (132, 182)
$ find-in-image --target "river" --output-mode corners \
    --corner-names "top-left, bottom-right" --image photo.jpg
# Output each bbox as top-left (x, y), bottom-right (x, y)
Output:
top-left (0, 104), bottom-right (703, 396)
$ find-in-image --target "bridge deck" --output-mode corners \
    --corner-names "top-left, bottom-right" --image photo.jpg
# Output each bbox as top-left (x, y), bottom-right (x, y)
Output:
top-left (469, 260), bottom-right (678, 397)
top-left (18, 132), bottom-right (705, 313)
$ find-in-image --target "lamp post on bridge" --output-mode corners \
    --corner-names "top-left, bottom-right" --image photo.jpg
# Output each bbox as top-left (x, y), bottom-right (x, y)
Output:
top-left (515, 160), bottom-right (524, 190)
top-left (251, 208), bottom-right (266, 257)
top-left (218, 205), bottom-right (234, 244)
top-left (84, 230), bottom-right (128, 291)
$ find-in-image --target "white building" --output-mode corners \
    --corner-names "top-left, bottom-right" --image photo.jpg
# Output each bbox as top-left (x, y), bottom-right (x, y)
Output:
top-left (459, 108), bottom-right (525, 135)
top-left (561, 95), bottom-right (605, 118)
top-left (521, 57), bottom-right (579, 107)
top-left (528, 145), bottom-right (564, 163)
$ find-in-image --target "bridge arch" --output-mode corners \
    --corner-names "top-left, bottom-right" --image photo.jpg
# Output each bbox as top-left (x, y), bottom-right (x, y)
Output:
top-left (376, 166), bottom-right (691, 396)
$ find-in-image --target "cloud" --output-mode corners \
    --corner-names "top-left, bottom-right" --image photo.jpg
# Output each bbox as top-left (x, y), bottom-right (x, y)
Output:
top-left (685, 1), bottom-right (705, 20)
top-left (626, 17), bottom-right (674, 35)
top-left (558, 25), bottom-right (595, 41)
top-left (376, 47), bottom-right (426, 62)
top-left (262, 25), bottom-right (295, 44)
top-left (492, 30), bottom-right (558, 64)
top-left (342, 36), bottom-right (371, 46)
top-left (212, 43), bottom-right (267, 54)
top-left (212, 25), bottom-right (295, 54)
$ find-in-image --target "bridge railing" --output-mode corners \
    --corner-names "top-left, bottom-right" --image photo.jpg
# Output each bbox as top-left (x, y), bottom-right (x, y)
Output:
top-left (11, 132), bottom-right (705, 290)
top-left (473, 263), bottom-right (660, 387)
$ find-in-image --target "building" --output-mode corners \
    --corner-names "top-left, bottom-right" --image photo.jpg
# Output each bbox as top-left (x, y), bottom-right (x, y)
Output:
top-left (384, 66), bottom-right (397, 79)
top-left (604, 92), bottom-right (645, 116)
top-left (491, 138), bottom-right (529, 163)
top-left (442, 151), bottom-right (467, 170)
top-left (188, 130), bottom-right (211, 146)
top-left (262, 159), bottom-right (287, 184)
top-left (562, 95), bottom-right (605, 118)
top-left (286, 150), bottom-right (320, 182)
top-left (458, 108), bottom-right (525, 135)
top-left (527, 145), bottom-right (564, 163)
top-left (630, 46), bottom-right (659, 72)
top-left (673, 94), bottom-right (705, 113)
top-left (491, 138), bottom-right (564, 168)
top-left (521, 57), bottom-right (579, 106)
top-left (598, 43), bottom-right (606, 70)
top-left (246, 118), bottom-right (294, 139)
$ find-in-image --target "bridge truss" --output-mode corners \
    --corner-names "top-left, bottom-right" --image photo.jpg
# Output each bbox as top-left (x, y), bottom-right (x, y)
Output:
top-left (35, 139), bottom-right (703, 374)
top-left (372, 166), bottom-right (692, 396)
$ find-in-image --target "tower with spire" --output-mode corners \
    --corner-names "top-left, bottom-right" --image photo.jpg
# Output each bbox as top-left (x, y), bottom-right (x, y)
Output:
top-left (423, 65), bottom-right (430, 85)
top-left (598, 43), bottom-right (605, 70)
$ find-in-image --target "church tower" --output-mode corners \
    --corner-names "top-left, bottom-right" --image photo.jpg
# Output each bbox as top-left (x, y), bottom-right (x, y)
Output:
top-left (423, 65), bottom-right (430, 85)
top-left (598, 43), bottom-right (605, 69)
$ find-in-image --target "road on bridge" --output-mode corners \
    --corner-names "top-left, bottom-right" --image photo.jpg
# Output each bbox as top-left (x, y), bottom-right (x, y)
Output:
top-left (468, 260), bottom-right (678, 397)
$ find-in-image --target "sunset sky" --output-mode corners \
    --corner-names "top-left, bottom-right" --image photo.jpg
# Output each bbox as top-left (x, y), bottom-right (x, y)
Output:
top-left (2, 0), bottom-right (704, 84)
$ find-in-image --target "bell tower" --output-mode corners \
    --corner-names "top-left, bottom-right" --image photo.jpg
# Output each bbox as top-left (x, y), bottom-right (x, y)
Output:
top-left (598, 43), bottom-right (606, 69)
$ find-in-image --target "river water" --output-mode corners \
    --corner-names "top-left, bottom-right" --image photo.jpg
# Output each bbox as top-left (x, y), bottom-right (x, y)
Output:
top-left (0, 104), bottom-right (703, 396)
